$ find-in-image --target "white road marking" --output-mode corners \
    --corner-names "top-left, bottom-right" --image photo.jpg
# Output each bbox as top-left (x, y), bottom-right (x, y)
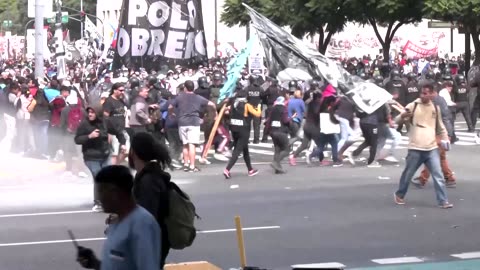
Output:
top-left (372, 257), bottom-right (423, 264)
top-left (0, 238), bottom-right (106, 247)
top-left (451, 251), bottom-right (480, 259)
top-left (291, 262), bottom-right (346, 269)
top-left (0, 226), bottom-right (280, 247)
top-left (0, 210), bottom-right (94, 218)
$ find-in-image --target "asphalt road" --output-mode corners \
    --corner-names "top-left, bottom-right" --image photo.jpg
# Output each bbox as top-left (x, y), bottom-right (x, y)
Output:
top-left (1, 122), bottom-right (480, 270)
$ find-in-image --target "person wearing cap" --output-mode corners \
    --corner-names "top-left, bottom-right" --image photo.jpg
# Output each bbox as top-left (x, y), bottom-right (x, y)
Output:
top-left (103, 83), bottom-right (128, 165)
top-left (265, 94), bottom-right (295, 174)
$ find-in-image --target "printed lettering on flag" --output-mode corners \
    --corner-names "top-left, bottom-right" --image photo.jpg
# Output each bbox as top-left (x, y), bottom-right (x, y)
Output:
top-left (112, 0), bottom-right (208, 70)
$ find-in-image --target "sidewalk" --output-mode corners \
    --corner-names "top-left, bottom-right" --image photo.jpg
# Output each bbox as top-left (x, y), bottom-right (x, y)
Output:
top-left (0, 153), bottom-right (67, 186)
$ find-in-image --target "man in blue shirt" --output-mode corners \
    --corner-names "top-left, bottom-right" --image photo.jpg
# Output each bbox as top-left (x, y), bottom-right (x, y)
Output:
top-left (287, 89), bottom-right (305, 146)
top-left (77, 165), bottom-right (161, 270)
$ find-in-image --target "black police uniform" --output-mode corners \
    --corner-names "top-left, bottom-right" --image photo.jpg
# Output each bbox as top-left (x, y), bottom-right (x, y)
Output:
top-left (453, 82), bottom-right (473, 131)
top-left (266, 104), bottom-right (290, 173)
top-left (226, 99), bottom-right (254, 172)
top-left (246, 84), bottom-right (263, 143)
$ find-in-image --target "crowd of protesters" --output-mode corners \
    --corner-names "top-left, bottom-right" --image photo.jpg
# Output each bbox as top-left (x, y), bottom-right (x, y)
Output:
top-left (0, 51), bottom-right (473, 211)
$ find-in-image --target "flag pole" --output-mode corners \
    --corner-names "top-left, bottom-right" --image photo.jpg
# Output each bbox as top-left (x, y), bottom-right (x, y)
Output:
top-left (202, 103), bottom-right (227, 159)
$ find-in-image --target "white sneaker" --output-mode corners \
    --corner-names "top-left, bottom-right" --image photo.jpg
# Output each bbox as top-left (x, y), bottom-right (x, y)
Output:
top-left (384, 156), bottom-right (399, 163)
top-left (475, 134), bottom-right (480, 144)
top-left (198, 158), bottom-right (211, 165)
top-left (345, 152), bottom-right (355, 165)
top-left (367, 161), bottom-right (382, 168)
top-left (78, 171), bottom-right (89, 178)
top-left (223, 151), bottom-right (232, 158)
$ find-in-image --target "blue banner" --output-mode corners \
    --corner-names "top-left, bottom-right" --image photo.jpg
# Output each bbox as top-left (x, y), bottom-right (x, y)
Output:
top-left (218, 37), bottom-right (256, 103)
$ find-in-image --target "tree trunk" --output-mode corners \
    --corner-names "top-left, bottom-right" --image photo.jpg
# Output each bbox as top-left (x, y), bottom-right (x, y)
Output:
top-left (470, 26), bottom-right (480, 66)
top-left (317, 27), bottom-right (334, 55)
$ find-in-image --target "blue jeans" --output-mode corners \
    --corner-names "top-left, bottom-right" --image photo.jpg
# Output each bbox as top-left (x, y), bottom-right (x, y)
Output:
top-left (336, 116), bottom-right (354, 150)
top-left (395, 149), bottom-right (448, 205)
top-left (85, 159), bottom-right (110, 203)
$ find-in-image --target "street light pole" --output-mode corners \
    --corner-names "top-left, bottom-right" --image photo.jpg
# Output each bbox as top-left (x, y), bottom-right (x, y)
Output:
top-left (80, 0), bottom-right (84, 40)
top-left (34, 0), bottom-right (44, 79)
top-left (214, 0), bottom-right (218, 58)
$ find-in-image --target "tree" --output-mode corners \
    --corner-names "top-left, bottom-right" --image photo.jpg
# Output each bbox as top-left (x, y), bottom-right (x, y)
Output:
top-left (0, 0), bottom-right (21, 34)
top-left (348, 0), bottom-right (424, 62)
top-left (221, 0), bottom-right (351, 54)
top-left (424, 0), bottom-right (480, 65)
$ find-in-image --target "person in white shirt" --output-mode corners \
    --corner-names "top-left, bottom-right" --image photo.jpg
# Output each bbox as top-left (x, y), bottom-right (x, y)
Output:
top-left (439, 81), bottom-right (456, 107)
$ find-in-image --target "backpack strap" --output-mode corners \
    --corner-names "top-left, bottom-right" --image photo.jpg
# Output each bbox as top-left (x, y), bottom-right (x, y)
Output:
top-left (410, 102), bottom-right (418, 125)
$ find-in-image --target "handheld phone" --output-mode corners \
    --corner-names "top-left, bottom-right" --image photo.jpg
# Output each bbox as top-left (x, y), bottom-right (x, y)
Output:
top-left (68, 230), bottom-right (79, 250)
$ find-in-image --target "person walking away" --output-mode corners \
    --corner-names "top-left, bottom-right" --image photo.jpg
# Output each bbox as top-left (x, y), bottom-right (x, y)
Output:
top-left (312, 95), bottom-right (342, 167)
top-left (439, 81), bottom-right (458, 143)
top-left (60, 91), bottom-right (86, 177)
top-left (75, 106), bottom-right (125, 212)
top-left (265, 96), bottom-right (295, 174)
top-left (103, 83), bottom-right (128, 165)
top-left (411, 86), bottom-right (456, 188)
top-left (169, 80), bottom-right (217, 172)
top-left (160, 92), bottom-right (183, 169)
top-left (49, 86), bottom-right (70, 161)
top-left (287, 89), bottom-right (305, 145)
top-left (394, 83), bottom-right (453, 209)
top-left (15, 85), bottom-right (35, 155)
top-left (289, 90), bottom-right (322, 165)
top-left (352, 106), bottom-right (382, 168)
top-left (246, 75), bottom-right (264, 144)
top-left (0, 82), bottom-right (20, 152)
top-left (452, 75), bottom-right (473, 132)
top-left (375, 102), bottom-right (401, 163)
top-left (260, 79), bottom-right (281, 143)
top-left (30, 86), bottom-right (51, 159)
top-left (129, 87), bottom-right (151, 135)
top-left (127, 132), bottom-right (172, 268)
top-left (335, 95), bottom-right (356, 153)
top-left (76, 165), bottom-right (161, 270)
top-left (223, 90), bottom-right (261, 179)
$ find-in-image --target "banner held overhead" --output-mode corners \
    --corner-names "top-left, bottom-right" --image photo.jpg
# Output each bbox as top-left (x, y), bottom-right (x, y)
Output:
top-left (112, 0), bottom-right (208, 71)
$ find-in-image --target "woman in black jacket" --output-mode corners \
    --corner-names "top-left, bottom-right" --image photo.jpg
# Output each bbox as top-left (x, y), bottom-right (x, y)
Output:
top-left (129, 132), bottom-right (172, 269)
top-left (74, 106), bottom-right (112, 212)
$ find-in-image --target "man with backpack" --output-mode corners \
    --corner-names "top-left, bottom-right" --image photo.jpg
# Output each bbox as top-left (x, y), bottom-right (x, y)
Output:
top-left (128, 132), bottom-right (197, 268)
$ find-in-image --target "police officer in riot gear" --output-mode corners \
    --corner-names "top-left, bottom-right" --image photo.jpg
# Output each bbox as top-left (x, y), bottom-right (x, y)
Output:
top-left (303, 80), bottom-right (322, 103)
top-left (195, 77), bottom-right (210, 100)
top-left (453, 74), bottom-right (474, 132)
top-left (260, 78), bottom-right (281, 142)
top-left (373, 75), bottom-right (385, 88)
top-left (386, 69), bottom-right (407, 132)
top-left (246, 75), bottom-right (264, 144)
top-left (210, 71), bottom-right (223, 105)
top-left (405, 72), bottom-right (420, 105)
top-left (385, 69), bottom-right (407, 105)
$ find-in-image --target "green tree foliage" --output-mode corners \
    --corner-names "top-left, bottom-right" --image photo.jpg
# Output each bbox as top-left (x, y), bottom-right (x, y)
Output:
top-left (221, 0), bottom-right (351, 54)
top-left (0, 0), bottom-right (21, 34)
top-left (348, 0), bottom-right (424, 62)
top-left (220, 0), bottom-right (265, 27)
top-left (424, 0), bottom-right (480, 64)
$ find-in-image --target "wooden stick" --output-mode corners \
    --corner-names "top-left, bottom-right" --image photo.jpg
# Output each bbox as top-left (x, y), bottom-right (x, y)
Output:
top-left (202, 103), bottom-right (227, 159)
top-left (235, 216), bottom-right (247, 268)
